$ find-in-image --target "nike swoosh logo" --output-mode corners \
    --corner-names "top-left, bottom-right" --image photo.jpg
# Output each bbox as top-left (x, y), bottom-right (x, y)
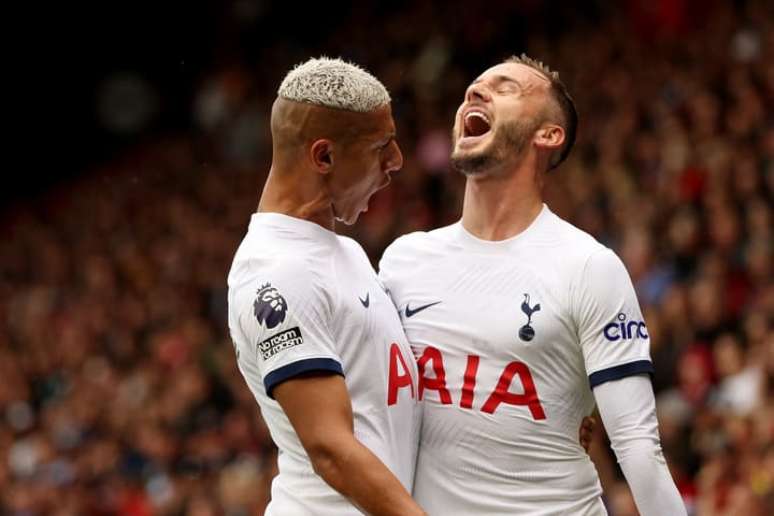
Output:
top-left (359, 293), bottom-right (370, 308)
top-left (405, 301), bottom-right (441, 318)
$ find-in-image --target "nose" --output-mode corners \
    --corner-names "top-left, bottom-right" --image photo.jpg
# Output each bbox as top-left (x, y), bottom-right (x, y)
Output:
top-left (384, 140), bottom-right (403, 174)
top-left (465, 82), bottom-right (491, 103)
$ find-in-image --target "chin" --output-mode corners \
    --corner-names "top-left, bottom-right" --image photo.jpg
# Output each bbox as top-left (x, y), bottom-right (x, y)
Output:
top-left (335, 211), bottom-right (360, 226)
top-left (451, 148), bottom-right (495, 176)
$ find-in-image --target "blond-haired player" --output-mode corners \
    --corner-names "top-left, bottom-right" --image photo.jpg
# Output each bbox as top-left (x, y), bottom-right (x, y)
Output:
top-left (228, 58), bottom-right (423, 516)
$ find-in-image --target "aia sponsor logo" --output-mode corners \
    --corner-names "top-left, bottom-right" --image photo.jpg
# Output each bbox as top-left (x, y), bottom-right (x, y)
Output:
top-left (414, 346), bottom-right (546, 420)
top-left (603, 313), bottom-right (648, 342)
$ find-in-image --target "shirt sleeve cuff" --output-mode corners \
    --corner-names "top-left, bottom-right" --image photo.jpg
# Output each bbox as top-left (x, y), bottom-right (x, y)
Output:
top-left (588, 360), bottom-right (654, 389)
top-left (264, 358), bottom-right (344, 398)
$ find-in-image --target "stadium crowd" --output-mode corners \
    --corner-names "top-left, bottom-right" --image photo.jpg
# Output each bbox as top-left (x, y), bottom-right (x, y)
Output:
top-left (2, 1), bottom-right (773, 514)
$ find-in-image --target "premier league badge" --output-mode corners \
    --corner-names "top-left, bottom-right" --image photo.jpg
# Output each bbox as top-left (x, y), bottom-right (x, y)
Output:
top-left (253, 283), bottom-right (288, 329)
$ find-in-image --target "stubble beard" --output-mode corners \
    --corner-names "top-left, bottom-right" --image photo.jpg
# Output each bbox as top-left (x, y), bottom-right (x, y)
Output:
top-left (450, 118), bottom-right (538, 177)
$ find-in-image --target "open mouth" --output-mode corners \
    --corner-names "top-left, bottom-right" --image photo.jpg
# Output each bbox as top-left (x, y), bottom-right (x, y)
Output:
top-left (463, 110), bottom-right (492, 139)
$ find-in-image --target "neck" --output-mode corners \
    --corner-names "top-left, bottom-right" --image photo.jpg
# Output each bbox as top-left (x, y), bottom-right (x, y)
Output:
top-left (461, 161), bottom-right (544, 241)
top-left (257, 164), bottom-right (334, 231)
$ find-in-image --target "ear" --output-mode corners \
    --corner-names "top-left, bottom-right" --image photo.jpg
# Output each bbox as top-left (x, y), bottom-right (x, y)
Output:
top-left (310, 139), bottom-right (334, 175)
top-left (533, 124), bottom-right (565, 153)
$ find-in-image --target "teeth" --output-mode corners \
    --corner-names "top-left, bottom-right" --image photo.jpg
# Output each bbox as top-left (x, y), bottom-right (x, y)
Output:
top-left (465, 111), bottom-right (490, 125)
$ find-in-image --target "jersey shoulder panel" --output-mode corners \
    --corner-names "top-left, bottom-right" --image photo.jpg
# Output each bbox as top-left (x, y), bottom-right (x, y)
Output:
top-left (379, 225), bottom-right (457, 287)
top-left (228, 217), bottom-right (337, 298)
top-left (227, 221), bottom-right (345, 393)
top-left (382, 230), bottom-right (426, 257)
top-left (338, 234), bottom-right (373, 264)
top-left (229, 253), bottom-right (332, 306)
top-left (571, 245), bottom-right (653, 384)
top-left (381, 224), bottom-right (458, 263)
top-left (538, 210), bottom-right (609, 268)
top-left (379, 231), bottom-right (423, 276)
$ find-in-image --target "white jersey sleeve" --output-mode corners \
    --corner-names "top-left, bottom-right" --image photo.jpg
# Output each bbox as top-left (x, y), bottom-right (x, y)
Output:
top-left (594, 376), bottom-right (687, 515)
top-left (230, 257), bottom-right (342, 398)
top-left (572, 248), bottom-right (653, 387)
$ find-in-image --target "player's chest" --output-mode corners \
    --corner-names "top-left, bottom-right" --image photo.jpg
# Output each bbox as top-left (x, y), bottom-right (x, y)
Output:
top-left (396, 257), bottom-right (574, 362)
top-left (332, 252), bottom-right (411, 369)
top-left (334, 253), bottom-right (418, 403)
top-left (334, 254), bottom-right (405, 342)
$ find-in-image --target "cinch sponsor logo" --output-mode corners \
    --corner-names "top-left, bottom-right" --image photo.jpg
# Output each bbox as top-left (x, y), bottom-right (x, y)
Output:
top-left (258, 327), bottom-right (304, 359)
top-left (603, 313), bottom-right (648, 341)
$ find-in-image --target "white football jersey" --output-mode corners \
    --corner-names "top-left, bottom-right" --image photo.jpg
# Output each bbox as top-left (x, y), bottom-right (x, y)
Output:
top-left (228, 213), bottom-right (421, 516)
top-left (379, 204), bottom-right (653, 515)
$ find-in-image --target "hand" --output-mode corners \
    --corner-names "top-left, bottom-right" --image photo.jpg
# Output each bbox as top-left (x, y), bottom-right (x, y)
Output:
top-left (579, 415), bottom-right (596, 453)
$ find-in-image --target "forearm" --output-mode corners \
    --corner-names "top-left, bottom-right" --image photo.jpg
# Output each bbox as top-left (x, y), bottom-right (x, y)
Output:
top-left (594, 375), bottom-right (686, 516)
top-left (273, 374), bottom-right (424, 516)
top-left (309, 435), bottom-right (425, 516)
top-left (616, 446), bottom-right (685, 515)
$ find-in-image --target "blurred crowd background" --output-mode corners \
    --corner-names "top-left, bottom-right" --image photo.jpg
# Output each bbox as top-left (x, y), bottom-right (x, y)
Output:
top-left (3, 0), bottom-right (773, 514)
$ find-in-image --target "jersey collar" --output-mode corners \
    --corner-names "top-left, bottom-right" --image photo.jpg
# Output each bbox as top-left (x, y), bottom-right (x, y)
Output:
top-left (454, 203), bottom-right (551, 252)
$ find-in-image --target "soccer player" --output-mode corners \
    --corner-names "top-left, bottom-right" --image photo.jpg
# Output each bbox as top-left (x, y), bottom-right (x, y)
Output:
top-left (227, 58), bottom-right (424, 516)
top-left (379, 55), bottom-right (687, 515)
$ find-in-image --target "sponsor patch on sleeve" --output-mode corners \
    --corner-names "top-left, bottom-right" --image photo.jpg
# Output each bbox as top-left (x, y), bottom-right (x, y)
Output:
top-left (258, 327), bottom-right (304, 359)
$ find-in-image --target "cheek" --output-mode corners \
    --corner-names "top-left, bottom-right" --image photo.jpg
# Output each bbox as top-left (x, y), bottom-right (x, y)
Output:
top-left (370, 157), bottom-right (385, 179)
top-left (334, 164), bottom-right (359, 193)
top-left (364, 169), bottom-right (382, 192)
top-left (452, 118), bottom-right (462, 138)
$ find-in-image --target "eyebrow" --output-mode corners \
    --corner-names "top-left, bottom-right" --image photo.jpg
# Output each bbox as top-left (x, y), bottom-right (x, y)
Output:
top-left (376, 132), bottom-right (396, 147)
top-left (470, 75), bottom-right (523, 88)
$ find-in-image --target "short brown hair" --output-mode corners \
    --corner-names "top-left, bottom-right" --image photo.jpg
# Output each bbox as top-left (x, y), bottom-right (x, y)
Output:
top-left (505, 54), bottom-right (577, 170)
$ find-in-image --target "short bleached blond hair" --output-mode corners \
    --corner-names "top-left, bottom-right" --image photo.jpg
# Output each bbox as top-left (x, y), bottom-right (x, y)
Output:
top-left (278, 57), bottom-right (390, 113)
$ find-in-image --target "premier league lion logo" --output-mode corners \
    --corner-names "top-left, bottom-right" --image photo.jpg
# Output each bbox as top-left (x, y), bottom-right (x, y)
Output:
top-left (253, 283), bottom-right (288, 329)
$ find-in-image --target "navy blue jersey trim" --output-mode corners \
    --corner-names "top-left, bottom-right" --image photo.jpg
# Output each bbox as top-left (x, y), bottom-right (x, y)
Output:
top-left (264, 358), bottom-right (344, 398)
top-left (589, 360), bottom-right (654, 389)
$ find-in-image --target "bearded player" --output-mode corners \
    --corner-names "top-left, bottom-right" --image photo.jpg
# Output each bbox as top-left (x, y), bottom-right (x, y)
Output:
top-left (379, 55), bottom-right (687, 515)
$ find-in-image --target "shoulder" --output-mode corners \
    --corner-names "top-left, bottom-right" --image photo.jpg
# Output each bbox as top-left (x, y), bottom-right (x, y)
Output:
top-left (536, 208), bottom-right (610, 272)
top-left (544, 208), bottom-right (606, 253)
top-left (228, 251), bottom-right (334, 317)
top-left (581, 247), bottom-right (628, 278)
top-left (384, 230), bottom-right (428, 255)
top-left (231, 253), bottom-right (329, 284)
top-left (229, 219), bottom-right (337, 293)
top-left (573, 247), bottom-right (635, 307)
top-left (337, 234), bottom-right (371, 262)
top-left (382, 223), bottom-right (458, 263)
